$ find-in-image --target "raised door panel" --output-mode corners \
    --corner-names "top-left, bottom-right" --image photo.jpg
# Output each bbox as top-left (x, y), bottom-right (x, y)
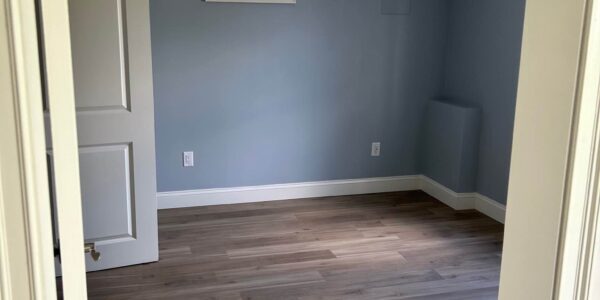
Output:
top-left (78, 144), bottom-right (134, 244)
top-left (69, 0), bottom-right (129, 111)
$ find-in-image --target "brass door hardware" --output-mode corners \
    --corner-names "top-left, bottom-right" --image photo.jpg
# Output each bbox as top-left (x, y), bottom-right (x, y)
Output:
top-left (84, 243), bottom-right (101, 261)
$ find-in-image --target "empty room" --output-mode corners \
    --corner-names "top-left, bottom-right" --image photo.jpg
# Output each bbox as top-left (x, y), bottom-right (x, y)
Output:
top-left (5, 0), bottom-right (600, 299)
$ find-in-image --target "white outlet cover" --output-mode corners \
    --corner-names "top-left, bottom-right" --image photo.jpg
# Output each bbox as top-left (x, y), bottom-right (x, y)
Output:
top-left (183, 151), bottom-right (194, 167)
top-left (371, 143), bottom-right (381, 157)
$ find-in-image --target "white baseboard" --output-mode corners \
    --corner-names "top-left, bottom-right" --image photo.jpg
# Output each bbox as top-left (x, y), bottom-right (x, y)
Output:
top-left (157, 175), bottom-right (506, 224)
top-left (157, 176), bottom-right (421, 209)
top-left (474, 193), bottom-right (507, 224)
top-left (419, 175), bottom-right (506, 223)
top-left (419, 176), bottom-right (476, 210)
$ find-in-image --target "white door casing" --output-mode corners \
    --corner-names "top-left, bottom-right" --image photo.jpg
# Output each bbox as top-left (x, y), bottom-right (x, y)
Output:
top-left (66, 0), bottom-right (158, 271)
top-left (38, 0), bottom-right (88, 296)
top-left (553, 0), bottom-right (600, 298)
top-left (498, 0), bottom-right (589, 298)
top-left (1, 0), bottom-right (60, 297)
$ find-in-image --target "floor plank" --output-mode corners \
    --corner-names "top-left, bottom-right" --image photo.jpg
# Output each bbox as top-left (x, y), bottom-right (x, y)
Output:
top-left (79, 191), bottom-right (504, 299)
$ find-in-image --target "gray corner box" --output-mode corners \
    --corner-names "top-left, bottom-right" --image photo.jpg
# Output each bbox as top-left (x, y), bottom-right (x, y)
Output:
top-left (381, 0), bottom-right (411, 15)
top-left (421, 100), bottom-right (480, 193)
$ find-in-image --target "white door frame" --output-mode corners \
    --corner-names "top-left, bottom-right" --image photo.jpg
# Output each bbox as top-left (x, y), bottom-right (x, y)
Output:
top-left (553, 0), bottom-right (600, 297)
top-left (37, 0), bottom-right (88, 298)
top-left (0, 0), bottom-right (87, 298)
top-left (499, 0), bottom-right (600, 299)
top-left (0, 0), bottom-right (60, 299)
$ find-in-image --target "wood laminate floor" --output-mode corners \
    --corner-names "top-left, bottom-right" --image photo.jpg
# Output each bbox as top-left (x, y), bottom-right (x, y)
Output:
top-left (83, 191), bottom-right (504, 299)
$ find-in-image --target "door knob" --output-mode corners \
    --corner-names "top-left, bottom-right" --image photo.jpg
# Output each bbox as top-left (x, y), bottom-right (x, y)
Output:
top-left (84, 242), bottom-right (101, 262)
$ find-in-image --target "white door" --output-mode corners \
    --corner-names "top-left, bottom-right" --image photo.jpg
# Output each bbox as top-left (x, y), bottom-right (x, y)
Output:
top-left (67, 0), bottom-right (158, 271)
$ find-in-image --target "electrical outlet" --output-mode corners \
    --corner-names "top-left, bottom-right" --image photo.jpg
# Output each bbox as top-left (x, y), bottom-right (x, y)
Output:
top-left (183, 151), bottom-right (194, 167)
top-left (371, 142), bottom-right (381, 157)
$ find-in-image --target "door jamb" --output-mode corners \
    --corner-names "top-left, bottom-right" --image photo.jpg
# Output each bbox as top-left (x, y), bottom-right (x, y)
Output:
top-left (37, 0), bottom-right (88, 298)
top-left (554, 0), bottom-right (600, 297)
top-left (0, 0), bottom-right (58, 298)
top-left (1, 0), bottom-right (89, 298)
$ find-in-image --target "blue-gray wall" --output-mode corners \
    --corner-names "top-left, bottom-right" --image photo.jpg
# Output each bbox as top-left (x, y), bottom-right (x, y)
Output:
top-left (150, 0), bottom-right (526, 204)
top-left (440, 0), bottom-right (526, 203)
top-left (151, 0), bottom-right (449, 192)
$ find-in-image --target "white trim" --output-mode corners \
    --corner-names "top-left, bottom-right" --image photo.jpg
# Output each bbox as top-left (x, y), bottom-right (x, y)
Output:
top-left (0, 165), bottom-right (12, 300)
top-left (474, 193), bottom-right (507, 224)
top-left (39, 0), bottom-right (88, 298)
top-left (554, 0), bottom-right (600, 297)
top-left (418, 176), bottom-right (476, 210)
top-left (157, 175), bottom-right (506, 224)
top-left (158, 176), bottom-right (421, 209)
top-left (498, 0), bottom-right (589, 298)
top-left (1, 0), bottom-right (57, 297)
top-left (419, 176), bottom-right (506, 223)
